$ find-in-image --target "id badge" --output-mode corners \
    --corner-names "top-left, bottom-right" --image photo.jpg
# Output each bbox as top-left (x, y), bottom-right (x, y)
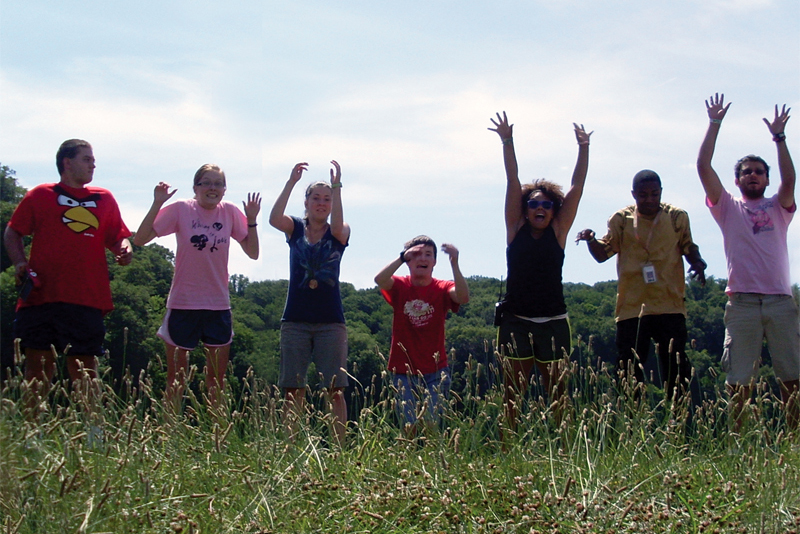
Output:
top-left (642, 263), bottom-right (657, 284)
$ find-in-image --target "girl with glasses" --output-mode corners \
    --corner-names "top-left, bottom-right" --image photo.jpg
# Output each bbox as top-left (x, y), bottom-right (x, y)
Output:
top-left (134, 164), bottom-right (261, 413)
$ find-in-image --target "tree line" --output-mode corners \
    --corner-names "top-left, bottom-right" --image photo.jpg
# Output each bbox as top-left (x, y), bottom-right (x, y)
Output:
top-left (0, 163), bottom-right (786, 403)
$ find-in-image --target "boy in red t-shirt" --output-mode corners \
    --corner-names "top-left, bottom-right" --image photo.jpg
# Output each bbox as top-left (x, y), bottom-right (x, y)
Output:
top-left (374, 235), bottom-right (469, 433)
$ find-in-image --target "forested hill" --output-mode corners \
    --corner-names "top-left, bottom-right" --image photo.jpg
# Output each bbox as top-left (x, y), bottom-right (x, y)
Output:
top-left (1, 232), bottom-right (739, 398)
top-left (0, 164), bottom-right (788, 398)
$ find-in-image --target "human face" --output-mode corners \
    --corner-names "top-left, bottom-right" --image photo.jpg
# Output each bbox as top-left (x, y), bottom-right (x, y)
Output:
top-left (193, 170), bottom-right (226, 209)
top-left (632, 182), bottom-right (662, 217)
top-left (406, 244), bottom-right (437, 282)
top-left (735, 161), bottom-right (769, 200)
top-left (304, 185), bottom-right (332, 221)
top-left (525, 190), bottom-right (555, 231)
top-left (61, 147), bottom-right (95, 188)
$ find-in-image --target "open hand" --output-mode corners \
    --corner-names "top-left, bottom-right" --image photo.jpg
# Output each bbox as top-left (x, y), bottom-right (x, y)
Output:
top-left (763, 104), bottom-right (791, 137)
top-left (488, 111), bottom-right (513, 141)
top-left (705, 93), bottom-right (731, 122)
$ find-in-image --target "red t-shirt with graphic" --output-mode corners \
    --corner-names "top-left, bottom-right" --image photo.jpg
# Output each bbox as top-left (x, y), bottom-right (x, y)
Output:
top-left (381, 276), bottom-right (459, 375)
top-left (9, 182), bottom-right (131, 313)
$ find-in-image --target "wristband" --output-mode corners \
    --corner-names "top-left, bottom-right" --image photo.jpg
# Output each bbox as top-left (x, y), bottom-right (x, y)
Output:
top-left (709, 119), bottom-right (722, 124)
top-left (399, 251), bottom-right (407, 263)
top-left (774, 132), bottom-right (786, 143)
top-left (331, 182), bottom-right (343, 189)
top-left (248, 223), bottom-right (258, 227)
top-left (502, 137), bottom-right (513, 145)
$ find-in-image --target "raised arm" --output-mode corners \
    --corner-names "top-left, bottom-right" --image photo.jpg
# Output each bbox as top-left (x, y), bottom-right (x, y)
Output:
top-left (269, 163), bottom-right (307, 237)
top-left (553, 123), bottom-right (592, 247)
top-left (374, 251), bottom-right (404, 291)
top-left (133, 182), bottom-right (177, 246)
top-left (238, 192), bottom-right (262, 259)
top-left (329, 160), bottom-right (351, 245)
top-left (763, 104), bottom-right (795, 209)
top-left (489, 112), bottom-right (523, 244)
top-left (696, 93), bottom-right (731, 206)
top-left (442, 243), bottom-right (469, 304)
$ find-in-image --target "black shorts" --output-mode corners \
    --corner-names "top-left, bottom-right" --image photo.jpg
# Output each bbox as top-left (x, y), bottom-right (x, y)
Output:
top-left (13, 303), bottom-right (105, 357)
top-left (157, 309), bottom-right (233, 350)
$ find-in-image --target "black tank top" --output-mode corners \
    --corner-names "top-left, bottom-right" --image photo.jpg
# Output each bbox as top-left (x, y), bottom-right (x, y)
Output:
top-left (505, 224), bottom-right (566, 317)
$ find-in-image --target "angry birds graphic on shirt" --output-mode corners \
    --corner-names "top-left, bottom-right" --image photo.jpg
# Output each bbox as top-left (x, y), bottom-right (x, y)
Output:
top-left (55, 185), bottom-right (100, 234)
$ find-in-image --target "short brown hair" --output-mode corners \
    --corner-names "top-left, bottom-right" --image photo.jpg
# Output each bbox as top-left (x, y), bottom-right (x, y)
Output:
top-left (56, 139), bottom-right (92, 175)
top-left (403, 235), bottom-right (437, 259)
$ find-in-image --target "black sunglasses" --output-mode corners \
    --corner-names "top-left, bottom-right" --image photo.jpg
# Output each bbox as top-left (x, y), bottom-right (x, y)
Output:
top-left (527, 199), bottom-right (554, 210)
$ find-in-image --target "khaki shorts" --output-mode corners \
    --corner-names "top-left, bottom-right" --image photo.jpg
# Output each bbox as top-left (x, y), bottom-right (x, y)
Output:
top-left (721, 293), bottom-right (800, 385)
top-left (279, 322), bottom-right (349, 389)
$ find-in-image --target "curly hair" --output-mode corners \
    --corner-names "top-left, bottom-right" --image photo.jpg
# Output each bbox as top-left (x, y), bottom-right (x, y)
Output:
top-left (520, 179), bottom-right (565, 216)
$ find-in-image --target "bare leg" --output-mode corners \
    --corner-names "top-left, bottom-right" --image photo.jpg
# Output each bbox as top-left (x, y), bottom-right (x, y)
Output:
top-left (536, 359), bottom-right (567, 423)
top-left (23, 348), bottom-right (57, 417)
top-left (165, 343), bottom-right (189, 415)
top-left (727, 384), bottom-right (751, 434)
top-left (326, 387), bottom-right (347, 447)
top-left (66, 354), bottom-right (100, 410)
top-left (780, 379), bottom-right (799, 430)
top-left (283, 387), bottom-right (306, 441)
top-left (501, 356), bottom-right (535, 433)
top-left (205, 344), bottom-right (230, 409)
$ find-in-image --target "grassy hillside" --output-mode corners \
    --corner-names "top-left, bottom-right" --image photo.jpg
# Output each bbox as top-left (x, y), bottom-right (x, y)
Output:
top-left (2, 357), bottom-right (798, 534)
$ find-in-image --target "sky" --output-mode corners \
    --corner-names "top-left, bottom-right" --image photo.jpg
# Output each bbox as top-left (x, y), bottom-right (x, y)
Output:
top-left (1, 0), bottom-right (799, 290)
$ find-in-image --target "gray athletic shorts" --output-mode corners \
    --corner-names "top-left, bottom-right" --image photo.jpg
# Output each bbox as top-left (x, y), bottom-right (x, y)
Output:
top-left (721, 293), bottom-right (800, 385)
top-left (279, 322), bottom-right (349, 389)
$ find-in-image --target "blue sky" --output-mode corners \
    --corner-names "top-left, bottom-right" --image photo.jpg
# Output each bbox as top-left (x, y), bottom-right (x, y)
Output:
top-left (2, 0), bottom-right (798, 289)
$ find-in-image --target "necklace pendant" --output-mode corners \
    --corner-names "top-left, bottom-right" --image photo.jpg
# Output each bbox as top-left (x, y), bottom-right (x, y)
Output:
top-left (308, 279), bottom-right (318, 289)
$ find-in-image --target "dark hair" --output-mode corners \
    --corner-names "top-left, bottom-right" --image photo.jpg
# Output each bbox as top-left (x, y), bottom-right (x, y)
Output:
top-left (193, 164), bottom-right (226, 186)
top-left (520, 179), bottom-right (565, 216)
top-left (632, 169), bottom-right (662, 191)
top-left (56, 139), bottom-right (92, 175)
top-left (403, 235), bottom-right (437, 259)
top-left (734, 155), bottom-right (770, 179)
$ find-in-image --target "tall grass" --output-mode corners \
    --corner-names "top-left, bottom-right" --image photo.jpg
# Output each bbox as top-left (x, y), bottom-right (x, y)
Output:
top-left (1, 341), bottom-right (798, 534)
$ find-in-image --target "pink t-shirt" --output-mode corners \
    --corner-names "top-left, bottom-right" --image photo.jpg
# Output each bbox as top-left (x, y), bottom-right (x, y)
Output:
top-left (382, 276), bottom-right (459, 375)
top-left (153, 199), bottom-right (248, 310)
top-left (707, 190), bottom-right (794, 295)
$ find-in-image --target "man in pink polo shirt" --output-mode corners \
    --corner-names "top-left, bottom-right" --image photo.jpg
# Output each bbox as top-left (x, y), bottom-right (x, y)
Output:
top-left (697, 93), bottom-right (799, 428)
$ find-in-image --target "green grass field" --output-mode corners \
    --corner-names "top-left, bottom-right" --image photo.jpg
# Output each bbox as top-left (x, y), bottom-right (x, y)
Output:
top-left (1, 355), bottom-right (799, 534)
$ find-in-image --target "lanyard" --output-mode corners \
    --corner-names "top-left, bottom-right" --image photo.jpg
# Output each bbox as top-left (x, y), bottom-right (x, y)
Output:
top-left (632, 208), bottom-right (661, 258)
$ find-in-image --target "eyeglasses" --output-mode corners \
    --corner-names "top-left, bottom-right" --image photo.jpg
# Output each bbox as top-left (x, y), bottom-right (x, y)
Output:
top-left (196, 180), bottom-right (225, 188)
top-left (527, 199), bottom-right (554, 210)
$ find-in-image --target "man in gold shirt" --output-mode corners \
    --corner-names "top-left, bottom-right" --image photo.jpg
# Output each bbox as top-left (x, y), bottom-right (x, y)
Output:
top-left (576, 170), bottom-right (706, 401)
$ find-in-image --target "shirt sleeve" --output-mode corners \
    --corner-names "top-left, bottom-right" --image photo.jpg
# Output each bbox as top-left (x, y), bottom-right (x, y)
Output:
top-left (674, 209), bottom-right (699, 256)
top-left (597, 211), bottom-right (623, 258)
top-left (230, 203), bottom-right (248, 243)
top-left (152, 202), bottom-right (180, 238)
top-left (7, 189), bottom-right (37, 235)
top-left (103, 193), bottom-right (132, 249)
